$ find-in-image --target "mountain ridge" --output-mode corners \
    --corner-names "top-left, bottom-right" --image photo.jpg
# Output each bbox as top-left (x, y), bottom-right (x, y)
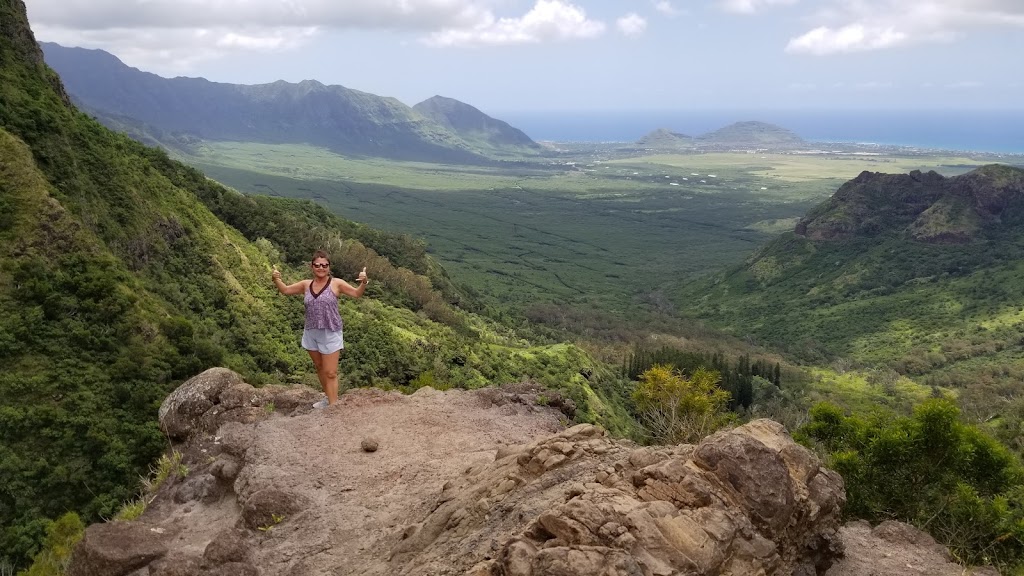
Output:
top-left (39, 42), bottom-right (537, 163)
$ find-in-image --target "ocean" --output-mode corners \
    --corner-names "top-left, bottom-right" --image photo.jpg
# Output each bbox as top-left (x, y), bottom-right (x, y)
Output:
top-left (496, 109), bottom-right (1024, 154)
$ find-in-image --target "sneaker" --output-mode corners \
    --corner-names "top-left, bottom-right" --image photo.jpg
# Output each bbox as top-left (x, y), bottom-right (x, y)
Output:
top-left (312, 398), bottom-right (329, 409)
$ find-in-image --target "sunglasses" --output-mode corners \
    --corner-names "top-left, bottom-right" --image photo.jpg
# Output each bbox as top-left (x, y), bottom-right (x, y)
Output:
top-left (311, 263), bottom-right (330, 269)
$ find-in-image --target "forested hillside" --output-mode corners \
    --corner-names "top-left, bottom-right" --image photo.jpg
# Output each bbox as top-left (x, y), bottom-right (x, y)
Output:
top-left (0, 1), bottom-right (633, 569)
top-left (680, 165), bottom-right (1024, 419)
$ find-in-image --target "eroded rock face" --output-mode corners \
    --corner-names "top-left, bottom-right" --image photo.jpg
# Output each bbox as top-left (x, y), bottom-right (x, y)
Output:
top-left (70, 377), bottom-right (847, 576)
top-left (396, 420), bottom-right (845, 576)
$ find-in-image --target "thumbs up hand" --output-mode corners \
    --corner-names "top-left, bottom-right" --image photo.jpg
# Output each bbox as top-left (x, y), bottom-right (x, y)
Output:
top-left (271, 264), bottom-right (281, 281)
top-left (358, 267), bottom-right (368, 284)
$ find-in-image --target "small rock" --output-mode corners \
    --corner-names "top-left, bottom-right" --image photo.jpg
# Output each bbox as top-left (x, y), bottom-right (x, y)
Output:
top-left (209, 456), bottom-right (241, 481)
top-left (203, 529), bottom-right (252, 565)
top-left (241, 489), bottom-right (308, 530)
top-left (361, 438), bottom-right (380, 452)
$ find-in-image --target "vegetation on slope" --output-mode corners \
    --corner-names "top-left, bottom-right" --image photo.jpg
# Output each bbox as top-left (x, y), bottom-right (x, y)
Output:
top-left (0, 1), bottom-right (637, 569)
top-left (799, 400), bottom-right (1024, 571)
top-left (680, 166), bottom-right (1024, 394)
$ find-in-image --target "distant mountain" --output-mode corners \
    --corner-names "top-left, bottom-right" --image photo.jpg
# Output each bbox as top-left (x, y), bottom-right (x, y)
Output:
top-left (678, 164), bottom-right (1024, 381)
top-left (412, 95), bottom-right (541, 157)
top-left (39, 42), bottom-right (527, 163)
top-left (634, 121), bottom-right (804, 150)
top-left (697, 121), bottom-right (804, 148)
top-left (636, 128), bottom-right (694, 150)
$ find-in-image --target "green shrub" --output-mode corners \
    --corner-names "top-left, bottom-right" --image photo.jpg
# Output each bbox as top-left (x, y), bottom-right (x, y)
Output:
top-left (21, 513), bottom-right (83, 576)
top-left (632, 365), bottom-right (733, 445)
top-left (799, 399), bottom-right (1024, 570)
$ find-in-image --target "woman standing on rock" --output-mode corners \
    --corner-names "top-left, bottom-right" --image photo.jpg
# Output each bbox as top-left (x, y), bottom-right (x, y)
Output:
top-left (272, 250), bottom-right (368, 408)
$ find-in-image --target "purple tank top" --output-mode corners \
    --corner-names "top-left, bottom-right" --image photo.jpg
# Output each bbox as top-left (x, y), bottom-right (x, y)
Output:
top-left (304, 277), bottom-right (343, 331)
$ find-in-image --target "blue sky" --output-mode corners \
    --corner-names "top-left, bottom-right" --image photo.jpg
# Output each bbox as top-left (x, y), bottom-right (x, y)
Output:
top-left (25, 0), bottom-right (1024, 114)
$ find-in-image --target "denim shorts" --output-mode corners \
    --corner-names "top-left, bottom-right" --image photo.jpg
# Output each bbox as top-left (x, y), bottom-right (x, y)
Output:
top-left (301, 329), bottom-right (344, 354)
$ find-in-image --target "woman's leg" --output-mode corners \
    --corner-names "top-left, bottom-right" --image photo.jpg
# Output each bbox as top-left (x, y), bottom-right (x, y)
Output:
top-left (320, 350), bottom-right (341, 405)
top-left (307, 350), bottom-right (326, 392)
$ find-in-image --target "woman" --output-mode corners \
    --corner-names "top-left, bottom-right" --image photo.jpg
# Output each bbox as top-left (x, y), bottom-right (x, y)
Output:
top-left (272, 250), bottom-right (368, 408)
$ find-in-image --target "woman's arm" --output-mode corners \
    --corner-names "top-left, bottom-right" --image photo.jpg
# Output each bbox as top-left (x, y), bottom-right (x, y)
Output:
top-left (272, 266), bottom-right (309, 296)
top-left (335, 267), bottom-right (369, 298)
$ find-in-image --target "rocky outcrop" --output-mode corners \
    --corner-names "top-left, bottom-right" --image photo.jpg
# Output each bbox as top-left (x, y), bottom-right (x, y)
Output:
top-left (397, 420), bottom-right (844, 576)
top-left (795, 165), bottom-right (1024, 243)
top-left (68, 369), bottom-right (847, 576)
top-left (158, 367), bottom-right (321, 440)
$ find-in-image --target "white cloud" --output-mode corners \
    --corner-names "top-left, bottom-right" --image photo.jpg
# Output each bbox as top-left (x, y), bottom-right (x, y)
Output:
top-left (28, 0), bottom-right (606, 71)
top-left (786, 24), bottom-right (906, 54)
top-left (34, 24), bottom-right (317, 73)
top-left (786, 0), bottom-right (1024, 55)
top-left (617, 13), bottom-right (647, 36)
top-left (216, 29), bottom-right (315, 50)
top-left (26, 0), bottom-right (497, 73)
top-left (653, 1), bottom-right (679, 16)
top-left (25, 0), bottom-right (491, 31)
top-left (719, 0), bottom-right (798, 15)
top-left (425, 0), bottom-right (605, 46)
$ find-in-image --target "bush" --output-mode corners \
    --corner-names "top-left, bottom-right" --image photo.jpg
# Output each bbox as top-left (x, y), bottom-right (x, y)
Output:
top-left (632, 365), bottom-right (732, 445)
top-left (799, 399), bottom-right (1024, 570)
top-left (21, 513), bottom-right (83, 576)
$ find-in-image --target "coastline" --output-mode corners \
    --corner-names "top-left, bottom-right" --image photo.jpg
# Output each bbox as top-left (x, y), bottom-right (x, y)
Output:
top-left (497, 109), bottom-right (1024, 155)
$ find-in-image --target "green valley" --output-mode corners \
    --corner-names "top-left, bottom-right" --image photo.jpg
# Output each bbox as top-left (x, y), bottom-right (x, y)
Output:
top-left (178, 140), bottom-right (1001, 318)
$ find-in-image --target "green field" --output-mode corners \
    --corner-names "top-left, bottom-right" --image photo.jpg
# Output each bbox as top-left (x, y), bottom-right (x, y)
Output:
top-left (180, 142), bottom-right (997, 316)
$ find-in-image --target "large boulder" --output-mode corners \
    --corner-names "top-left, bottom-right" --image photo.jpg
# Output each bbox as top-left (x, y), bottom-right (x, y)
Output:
top-left (158, 368), bottom-right (320, 440)
top-left (159, 368), bottom-right (246, 440)
top-left (66, 522), bottom-right (170, 576)
top-left (395, 420), bottom-right (845, 576)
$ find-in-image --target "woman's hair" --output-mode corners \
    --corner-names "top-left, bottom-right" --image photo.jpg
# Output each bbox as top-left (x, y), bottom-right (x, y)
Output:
top-left (311, 250), bottom-right (330, 264)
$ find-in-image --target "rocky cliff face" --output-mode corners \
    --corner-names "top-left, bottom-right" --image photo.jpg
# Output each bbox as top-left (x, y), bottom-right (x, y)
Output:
top-left (796, 165), bottom-right (1024, 243)
top-left (67, 368), bottom-right (851, 576)
top-left (0, 0), bottom-right (70, 105)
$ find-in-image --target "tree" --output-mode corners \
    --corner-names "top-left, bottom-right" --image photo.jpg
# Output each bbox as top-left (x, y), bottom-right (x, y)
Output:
top-left (632, 365), bottom-right (732, 445)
